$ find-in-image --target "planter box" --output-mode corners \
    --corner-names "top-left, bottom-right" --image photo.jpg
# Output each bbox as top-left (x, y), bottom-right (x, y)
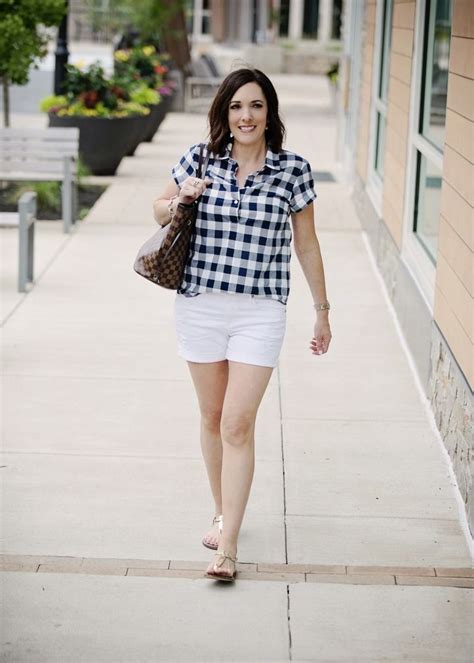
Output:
top-left (48, 114), bottom-right (143, 175)
top-left (142, 102), bottom-right (167, 142)
top-left (126, 115), bottom-right (149, 156)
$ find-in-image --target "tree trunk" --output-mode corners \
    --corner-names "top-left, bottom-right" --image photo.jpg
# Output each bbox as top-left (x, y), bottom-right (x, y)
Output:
top-left (162, 2), bottom-right (191, 71)
top-left (2, 77), bottom-right (10, 127)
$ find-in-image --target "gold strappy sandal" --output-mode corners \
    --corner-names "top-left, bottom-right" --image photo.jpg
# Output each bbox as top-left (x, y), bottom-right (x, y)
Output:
top-left (205, 550), bottom-right (237, 582)
top-left (202, 514), bottom-right (223, 550)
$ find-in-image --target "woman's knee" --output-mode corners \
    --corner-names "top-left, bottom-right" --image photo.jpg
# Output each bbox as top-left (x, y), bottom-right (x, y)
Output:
top-left (201, 407), bottom-right (223, 433)
top-left (220, 412), bottom-right (255, 447)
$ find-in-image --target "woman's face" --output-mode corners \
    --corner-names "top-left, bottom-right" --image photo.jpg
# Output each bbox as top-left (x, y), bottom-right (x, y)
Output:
top-left (228, 82), bottom-right (268, 148)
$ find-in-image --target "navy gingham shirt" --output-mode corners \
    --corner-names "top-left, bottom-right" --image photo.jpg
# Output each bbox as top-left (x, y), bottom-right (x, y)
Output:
top-left (171, 143), bottom-right (317, 304)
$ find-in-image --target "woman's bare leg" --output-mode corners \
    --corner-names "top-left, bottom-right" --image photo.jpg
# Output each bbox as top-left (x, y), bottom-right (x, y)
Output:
top-left (186, 360), bottom-right (229, 546)
top-left (207, 360), bottom-right (273, 577)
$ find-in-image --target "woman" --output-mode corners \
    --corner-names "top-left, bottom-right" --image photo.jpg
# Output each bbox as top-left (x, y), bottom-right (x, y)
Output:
top-left (153, 68), bottom-right (331, 582)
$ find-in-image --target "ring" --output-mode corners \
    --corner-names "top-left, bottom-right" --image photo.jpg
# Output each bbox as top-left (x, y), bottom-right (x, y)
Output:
top-left (192, 179), bottom-right (200, 186)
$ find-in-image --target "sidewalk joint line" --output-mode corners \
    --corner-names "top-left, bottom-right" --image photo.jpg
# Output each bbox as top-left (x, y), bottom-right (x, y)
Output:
top-left (286, 585), bottom-right (292, 660)
top-left (277, 363), bottom-right (289, 565)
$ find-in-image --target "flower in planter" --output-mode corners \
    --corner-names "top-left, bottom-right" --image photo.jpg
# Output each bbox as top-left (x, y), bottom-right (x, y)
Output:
top-left (39, 63), bottom-right (150, 118)
top-left (114, 49), bottom-right (130, 63)
top-left (130, 83), bottom-right (161, 106)
top-left (39, 94), bottom-right (68, 114)
top-left (157, 85), bottom-right (172, 97)
top-left (154, 64), bottom-right (168, 75)
top-left (79, 90), bottom-right (100, 108)
top-left (114, 44), bottom-right (173, 92)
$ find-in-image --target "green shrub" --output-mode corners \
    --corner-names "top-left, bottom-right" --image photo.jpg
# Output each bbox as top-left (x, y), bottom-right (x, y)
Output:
top-left (6, 181), bottom-right (61, 212)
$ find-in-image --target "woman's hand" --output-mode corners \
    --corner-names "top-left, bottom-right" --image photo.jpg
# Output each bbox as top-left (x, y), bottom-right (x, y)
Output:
top-left (310, 316), bottom-right (332, 355)
top-left (178, 176), bottom-right (212, 205)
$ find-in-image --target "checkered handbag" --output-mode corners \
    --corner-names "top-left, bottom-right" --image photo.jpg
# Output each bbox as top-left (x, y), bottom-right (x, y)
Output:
top-left (133, 143), bottom-right (209, 290)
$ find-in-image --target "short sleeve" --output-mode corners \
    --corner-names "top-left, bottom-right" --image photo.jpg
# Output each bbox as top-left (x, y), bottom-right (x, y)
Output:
top-left (171, 143), bottom-right (200, 187)
top-left (289, 159), bottom-right (317, 213)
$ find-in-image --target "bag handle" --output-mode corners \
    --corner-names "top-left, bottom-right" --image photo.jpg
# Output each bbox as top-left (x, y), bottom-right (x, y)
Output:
top-left (196, 143), bottom-right (210, 181)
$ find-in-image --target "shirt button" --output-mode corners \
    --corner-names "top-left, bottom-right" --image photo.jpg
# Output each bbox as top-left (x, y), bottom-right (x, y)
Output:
top-left (232, 200), bottom-right (238, 206)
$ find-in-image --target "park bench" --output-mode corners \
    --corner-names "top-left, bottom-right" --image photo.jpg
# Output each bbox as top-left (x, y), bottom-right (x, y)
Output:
top-left (185, 54), bottom-right (222, 112)
top-left (0, 127), bottom-right (79, 233)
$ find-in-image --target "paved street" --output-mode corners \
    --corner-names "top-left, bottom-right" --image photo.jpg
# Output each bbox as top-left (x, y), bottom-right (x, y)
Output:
top-left (1, 75), bottom-right (473, 662)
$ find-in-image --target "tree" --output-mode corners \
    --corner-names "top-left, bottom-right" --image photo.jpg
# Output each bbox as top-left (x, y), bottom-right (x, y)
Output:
top-left (109, 0), bottom-right (190, 69)
top-left (0, 0), bottom-right (66, 126)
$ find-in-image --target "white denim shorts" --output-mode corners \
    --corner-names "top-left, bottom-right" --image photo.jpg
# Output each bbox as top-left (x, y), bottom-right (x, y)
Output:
top-left (174, 291), bottom-right (287, 368)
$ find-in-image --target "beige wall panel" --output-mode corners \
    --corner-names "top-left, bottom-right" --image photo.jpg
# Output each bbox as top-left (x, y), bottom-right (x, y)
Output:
top-left (449, 37), bottom-right (474, 79)
top-left (447, 73), bottom-right (474, 121)
top-left (445, 109), bottom-right (474, 164)
top-left (386, 123), bottom-right (409, 163)
top-left (386, 102), bottom-right (409, 143)
top-left (388, 77), bottom-right (411, 113)
top-left (382, 197), bottom-right (403, 247)
top-left (366, 3), bottom-right (377, 25)
top-left (357, 149), bottom-right (369, 181)
top-left (443, 145), bottom-right (474, 206)
top-left (390, 52), bottom-right (413, 85)
top-left (391, 27), bottom-right (414, 57)
top-left (362, 58), bottom-right (374, 86)
top-left (438, 215), bottom-right (474, 297)
top-left (392, 2), bottom-right (415, 29)
top-left (452, 0), bottom-right (474, 39)
top-left (355, 141), bottom-right (369, 183)
top-left (383, 175), bottom-right (405, 220)
top-left (359, 81), bottom-right (370, 106)
top-left (384, 151), bottom-right (406, 192)
top-left (440, 182), bottom-right (473, 249)
top-left (434, 286), bottom-right (473, 387)
top-left (364, 42), bottom-right (374, 64)
top-left (365, 2), bottom-right (376, 42)
top-left (436, 252), bottom-right (473, 338)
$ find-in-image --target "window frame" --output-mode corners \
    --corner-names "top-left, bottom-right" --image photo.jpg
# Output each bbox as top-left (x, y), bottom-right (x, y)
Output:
top-left (367, 0), bottom-right (394, 217)
top-left (401, 0), bottom-right (450, 311)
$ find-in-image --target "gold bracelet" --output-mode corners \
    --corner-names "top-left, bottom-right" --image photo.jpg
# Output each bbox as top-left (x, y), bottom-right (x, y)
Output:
top-left (313, 301), bottom-right (330, 311)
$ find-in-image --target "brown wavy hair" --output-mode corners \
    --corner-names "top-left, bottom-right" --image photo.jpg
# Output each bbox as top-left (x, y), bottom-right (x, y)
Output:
top-left (207, 68), bottom-right (286, 156)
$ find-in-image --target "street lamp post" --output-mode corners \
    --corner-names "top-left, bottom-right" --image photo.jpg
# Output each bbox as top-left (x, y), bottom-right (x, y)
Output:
top-left (54, 0), bottom-right (70, 94)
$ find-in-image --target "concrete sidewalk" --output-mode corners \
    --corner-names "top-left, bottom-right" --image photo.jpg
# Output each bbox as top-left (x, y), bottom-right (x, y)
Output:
top-left (1, 76), bottom-right (472, 662)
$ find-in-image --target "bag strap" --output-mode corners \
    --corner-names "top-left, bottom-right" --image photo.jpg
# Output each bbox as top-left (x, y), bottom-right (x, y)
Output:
top-left (196, 143), bottom-right (211, 180)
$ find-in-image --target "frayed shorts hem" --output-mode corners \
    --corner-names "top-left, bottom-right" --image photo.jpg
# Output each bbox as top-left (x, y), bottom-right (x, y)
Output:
top-left (177, 349), bottom-right (277, 368)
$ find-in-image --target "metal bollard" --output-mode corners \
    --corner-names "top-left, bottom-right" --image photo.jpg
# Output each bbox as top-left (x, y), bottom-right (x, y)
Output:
top-left (18, 191), bottom-right (37, 292)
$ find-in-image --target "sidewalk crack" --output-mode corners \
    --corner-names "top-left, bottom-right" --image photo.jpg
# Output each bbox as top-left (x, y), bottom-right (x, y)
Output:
top-left (287, 584), bottom-right (293, 661)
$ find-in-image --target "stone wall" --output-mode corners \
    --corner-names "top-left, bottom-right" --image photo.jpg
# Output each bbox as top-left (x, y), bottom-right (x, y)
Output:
top-left (429, 326), bottom-right (474, 533)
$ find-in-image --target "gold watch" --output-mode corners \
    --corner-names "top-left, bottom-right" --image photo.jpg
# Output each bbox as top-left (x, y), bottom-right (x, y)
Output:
top-left (313, 301), bottom-right (330, 311)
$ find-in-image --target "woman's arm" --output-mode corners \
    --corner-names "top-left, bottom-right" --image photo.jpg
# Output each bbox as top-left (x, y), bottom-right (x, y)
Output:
top-left (153, 180), bottom-right (180, 226)
top-left (153, 176), bottom-right (212, 226)
top-left (291, 202), bottom-right (332, 355)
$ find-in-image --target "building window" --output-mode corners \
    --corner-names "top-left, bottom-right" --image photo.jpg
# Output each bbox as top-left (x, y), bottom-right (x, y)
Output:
top-left (413, 154), bottom-right (443, 259)
top-left (303, 0), bottom-right (319, 38)
top-left (332, 0), bottom-right (343, 39)
top-left (373, 0), bottom-right (393, 180)
top-left (375, 111), bottom-right (387, 177)
top-left (420, 0), bottom-right (452, 148)
top-left (413, 0), bottom-right (452, 263)
top-left (201, 0), bottom-right (211, 34)
top-left (279, 0), bottom-right (290, 37)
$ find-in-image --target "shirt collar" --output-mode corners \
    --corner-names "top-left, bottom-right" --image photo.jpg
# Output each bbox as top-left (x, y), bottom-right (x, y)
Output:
top-left (214, 143), bottom-right (281, 171)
